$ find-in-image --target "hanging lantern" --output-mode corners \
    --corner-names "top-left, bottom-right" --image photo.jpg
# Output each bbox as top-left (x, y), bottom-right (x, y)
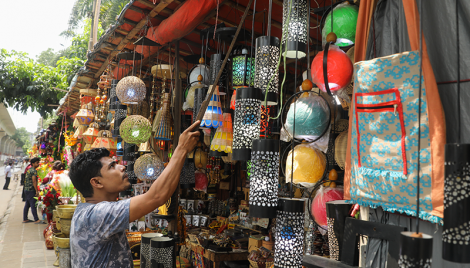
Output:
top-left (116, 137), bottom-right (123, 156)
top-left (209, 54), bottom-right (227, 95)
top-left (260, 105), bottom-right (272, 137)
top-left (249, 139), bottom-right (279, 218)
top-left (82, 123), bottom-right (99, 144)
top-left (112, 104), bottom-right (127, 137)
top-left (91, 130), bottom-right (117, 150)
top-left (194, 146), bottom-right (208, 169)
top-left (76, 103), bottom-right (95, 125)
top-left (120, 115), bottom-right (152, 144)
top-left (232, 87), bottom-right (262, 161)
top-left (281, 0), bottom-right (308, 58)
top-left (443, 144), bottom-right (470, 263)
top-left (255, 36), bottom-right (280, 105)
top-left (116, 76), bottom-right (146, 104)
top-left (200, 86), bottom-right (223, 128)
top-left (140, 233), bottom-right (163, 268)
top-left (285, 144), bottom-right (326, 187)
top-left (149, 237), bottom-right (176, 268)
top-left (399, 232), bottom-right (433, 267)
top-left (322, 4), bottom-right (359, 47)
top-left (311, 45), bottom-right (353, 94)
top-left (123, 142), bottom-right (137, 161)
top-left (275, 198), bottom-right (305, 268)
top-left (155, 93), bottom-right (172, 141)
top-left (134, 153), bottom-right (165, 180)
top-left (231, 47), bottom-right (255, 87)
top-left (230, 89), bottom-right (237, 110)
top-left (180, 158), bottom-right (195, 189)
top-left (210, 111), bottom-right (233, 153)
top-left (193, 86), bottom-right (209, 123)
top-left (109, 79), bottom-right (120, 110)
top-left (73, 125), bottom-right (87, 140)
top-left (138, 141), bottom-right (152, 153)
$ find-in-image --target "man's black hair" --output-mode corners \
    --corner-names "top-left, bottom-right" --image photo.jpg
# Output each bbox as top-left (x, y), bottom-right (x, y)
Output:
top-left (30, 157), bottom-right (40, 165)
top-left (69, 148), bottom-right (110, 198)
top-left (8, 162), bottom-right (12, 166)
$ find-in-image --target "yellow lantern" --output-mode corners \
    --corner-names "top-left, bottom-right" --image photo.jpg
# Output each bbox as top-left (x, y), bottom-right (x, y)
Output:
top-left (82, 123), bottom-right (99, 144)
top-left (210, 112), bottom-right (233, 153)
top-left (76, 103), bottom-right (95, 125)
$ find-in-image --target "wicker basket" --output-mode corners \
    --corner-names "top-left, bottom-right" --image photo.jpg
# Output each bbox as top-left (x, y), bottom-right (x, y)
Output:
top-left (335, 130), bottom-right (348, 170)
top-left (248, 260), bottom-right (274, 268)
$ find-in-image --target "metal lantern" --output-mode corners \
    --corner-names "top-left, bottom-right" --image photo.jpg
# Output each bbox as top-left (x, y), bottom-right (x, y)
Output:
top-left (139, 141), bottom-right (152, 153)
top-left (193, 86), bottom-right (208, 123)
top-left (123, 142), bottom-right (137, 161)
top-left (249, 139), bottom-right (279, 218)
top-left (399, 232), bottom-right (433, 267)
top-left (155, 93), bottom-right (171, 141)
top-left (281, 0), bottom-right (308, 59)
top-left (120, 115), bottom-right (152, 144)
top-left (141, 233), bottom-right (163, 268)
top-left (443, 143), bottom-right (470, 263)
top-left (260, 105), bottom-right (272, 137)
top-left (91, 130), bottom-right (117, 150)
top-left (180, 158), bottom-right (195, 189)
top-left (112, 104), bottom-right (127, 137)
top-left (232, 87), bottom-right (262, 161)
top-left (232, 48), bottom-right (255, 87)
top-left (150, 237), bottom-right (175, 268)
top-left (200, 86), bottom-right (223, 128)
top-left (116, 76), bottom-right (146, 104)
top-left (210, 112), bottom-right (233, 154)
top-left (109, 79), bottom-right (120, 110)
top-left (126, 160), bottom-right (138, 184)
top-left (209, 54), bottom-right (227, 95)
top-left (255, 36), bottom-right (280, 105)
top-left (76, 103), bottom-right (95, 126)
top-left (275, 198), bottom-right (305, 268)
top-left (135, 153), bottom-right (165, 180)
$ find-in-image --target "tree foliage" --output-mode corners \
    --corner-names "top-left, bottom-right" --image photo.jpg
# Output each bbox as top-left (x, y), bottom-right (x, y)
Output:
top-left (67, 0), bottom-right (129, 31)
top-left (11, 127), bottom-right (32, 153)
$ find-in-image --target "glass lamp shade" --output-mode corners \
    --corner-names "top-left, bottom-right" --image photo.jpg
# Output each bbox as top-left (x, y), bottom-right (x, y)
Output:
top-left (155, 93), bottom-right (172, 141)
top-left (209, 54), bottom-right (227, 95)
top-left (91, 130), bottom-right (117, 150)
top-left (249, 139), bottom-right (280, 218)
top-left (443, 143), bottom-right (470, 263)
top-left (120, 115), bottom-right (152, 144)
top-left (232, 54), bottom-right (255, 87)
top-left (123, 142), bottom-right (137, 161)
top-left (83, 123), bottom-right (99, 144)
top-left (140, 233), bottom-right (163, 268)
top-left (112, 104), bottom-right (127, 137)
top-left (210, 112), bottom-right (233, 153)
top-left (109, 79), bottom-right (120, 110)
top-left (116, 76), bottom-right (146, 104)
top-left (255, 36), bottom-right (280, 105)
top-left (200, 86), bottom-right (223, 128)
top-left (76, 105), bottom-right (95, 126)
top-left (116, 137), bottom-right (123, 156)
top-left (399, 232), bottom-right (433, 267)
top-left (150, 237), bottom-right (175, 268)
top-left (134, 153), bottom-right (165, 180)
top-left (275, 198), bottom-right (305, 268)
top-left (232, 87), bottom-right (262, 161)
top-left (281, 0), bottom-right (308, 59)
top-left (180, 158), bottom-right (195, 189)
top-left (73, 125), bottom-right (87, 140)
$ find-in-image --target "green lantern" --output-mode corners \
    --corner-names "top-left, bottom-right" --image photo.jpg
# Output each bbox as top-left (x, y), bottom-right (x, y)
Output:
top-left (120, 115), bottom-right (152, 144)
top-left (231, 47), bottom-right (255, 87)
top-left (322, 4), bottom-right (359, 47)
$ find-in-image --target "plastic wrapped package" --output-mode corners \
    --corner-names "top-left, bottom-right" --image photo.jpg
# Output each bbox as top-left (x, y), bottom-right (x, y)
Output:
top-left (182, 85), bottom-right (197, 111)
top-left (195, 171), bottom-right (208, 192)
top-left (321, 3), bottom-right (359, 47)
top-left (311, 186), bottom-right (344, 229)
top-left (311, 45), bottom-right (353, 93)
top-left (285, 144), bottom-right (327, 188)
top-left (284, 93), bottom-right (330, 141)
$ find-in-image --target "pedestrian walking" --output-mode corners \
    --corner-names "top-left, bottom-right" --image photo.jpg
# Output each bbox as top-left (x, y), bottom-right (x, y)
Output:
top-left (3, 162), bottom-right (12, 190)
top-left (22, 157), bottom-right (41, 223)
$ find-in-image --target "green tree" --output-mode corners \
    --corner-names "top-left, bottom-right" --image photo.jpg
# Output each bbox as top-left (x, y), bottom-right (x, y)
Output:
top-left (11, 127), bottom-right (32, 153)
top-left (67, 0), bottom-right (128, 31)
top-left (36, 48), bottom-right (58, 67)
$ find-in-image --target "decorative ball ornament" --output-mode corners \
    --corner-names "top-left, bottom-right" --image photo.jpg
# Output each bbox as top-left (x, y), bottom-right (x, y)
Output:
top-left (134, 153), bottom-right (165, 180)
top-left (116, 76), bottom-right (146, 104)
top-left (322, 4), bottom-right (359, 47)
top-left (311, 186), bottom-right (344, 227)
top-left (120, 115), bottom-right (152, 144)
top-left (311, 44), bottom-right (353, 93)
top-left (326, 32), bottom-right (338, 44)
top-left (199, 57), bottom-right (205, 64)
top-left (285, 144), bottom-right (327, 187)
top-left (301, 79), bottom-right (313, 91)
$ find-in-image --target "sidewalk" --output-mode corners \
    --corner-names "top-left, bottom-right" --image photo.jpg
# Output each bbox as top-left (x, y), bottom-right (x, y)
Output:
top-left (0, 168), bottom-right (56, 268)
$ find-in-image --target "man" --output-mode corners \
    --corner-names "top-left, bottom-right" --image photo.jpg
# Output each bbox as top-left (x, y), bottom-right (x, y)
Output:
top-left (3, 162), bottom-right (12, 190)
top-left (21, 158), bottom-right (31, 201)
top-left (69, 121), bottom-right (200, 268)
top-left (23, 157), bottom-right (40, 223)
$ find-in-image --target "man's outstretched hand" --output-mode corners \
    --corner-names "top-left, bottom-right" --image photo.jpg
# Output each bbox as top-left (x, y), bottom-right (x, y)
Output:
top-left (178, 120), bottom-right (201, 154)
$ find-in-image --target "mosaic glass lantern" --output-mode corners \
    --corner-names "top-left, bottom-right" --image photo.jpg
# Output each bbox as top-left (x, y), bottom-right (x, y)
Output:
top-left (82, 123), bottom-right (99, 144)
top-left (260, 105), bottom-right (272, 137)
top-left (255, 36), bottom-right (280, 105)
top-left (141, 233), bottom-right (163, 268)
top-left (150, 237), bottom-right (175, 268)
top-left (123, 142), bottom-right (137, 161)
top-left (135, 153), bottom-right (165, 180)
top-left (155, 93), bottom-right (172, 141)
top-left (399, 232), bottom-right (433, 267)
top-left (91, 130), bottom-right (117, 150)
top-left (109, 79), bottom-right (120, 110)
top-left (116, 76), bottom-right (146, 104)
top-left (210, 112), bottom-right (233, 154)
top-left (249, 139), bottom-right (279, 218)
top-left (232, 87), bottom-right (262, 161)
top-left (232, 47), bottom-right (255, 87)
top-left (209, 54), bottom-right (227, 95)
top-left (116, 137), bottom-right (123, 156)
top-left (180, 158), bottom-right (195, 189)
top-left (76, 103), bottom-right (95, 126)
top-left (120, 115), bottom-right (152, 144)
top-left (200, 86), bottom-right (223, 128)
top-left (275, 198), bottom-right (305, 268)
top-left (193, 86), bottom-right (208, 123)
top-left (281, 0), bottom-right (308, 58)
top-left (442, 143), bottom-right (470, 263)
top-left (112, 104), bottom-right (127, 137)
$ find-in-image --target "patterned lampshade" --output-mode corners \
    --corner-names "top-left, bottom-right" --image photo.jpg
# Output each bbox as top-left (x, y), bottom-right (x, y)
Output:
top-left (210, 112), bottom-right (233, 154)
top-left (209, 54), bottom-right (227, 95)
top-left (249, 139), bottom-right (279, 218)
top-left (232, 53), bottom-right (255, 88)
top-left (155, 93), bottom-right (172, 141)
top-left (116, 76), bottom-right (146, 104)
top-left (260, 105), bottom-right (272, 137)
top-left (134, 153), bottom-right (165, 180)
top-left (255, 36), bottom-right (280, 105)
top-left (399, 232), bottom-right (433, 267)
top-left (76, 104), bottom-right (95, 126)
top-left (150, 237), bottom-right (175, 268)
top-left (120, 115), bottom-right (152, 144)
top-left (232, 87), bottom-right (262, 161)
top-left (180, 158), bottom-right (195, 189)
top-left (274, 198), bottom-right (305, 268)
top-left (200, 86), bottom-right (223, 128)
top-left (109, 79), bottom-right (120, 110)
top-left (193, 86), bottom-right (208, 123)
top-left (91, 130), bottom-right (117, 150)
top-left (112, 104), bottom-right (127, 137)
top-left (281, 0), bottom-right (308, 59)
top-left (140, 233), bottom-right (163, 268)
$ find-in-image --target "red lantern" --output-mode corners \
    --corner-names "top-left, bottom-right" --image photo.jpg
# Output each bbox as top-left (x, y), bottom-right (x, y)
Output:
top-left (311, 45), bottom-right (353, 93)
top-left (311, 186), bottom-right (344, 226)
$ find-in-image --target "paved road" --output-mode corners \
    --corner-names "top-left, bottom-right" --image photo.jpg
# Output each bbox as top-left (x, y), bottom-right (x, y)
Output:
top-left (0, 165), bottom-right (23, 220)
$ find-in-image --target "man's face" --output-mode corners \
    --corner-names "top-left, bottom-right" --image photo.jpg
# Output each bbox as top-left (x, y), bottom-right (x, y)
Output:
top-left (97, 157), bottom-right (130, 194)
top-left (32, 162), bottom-right (40, 169)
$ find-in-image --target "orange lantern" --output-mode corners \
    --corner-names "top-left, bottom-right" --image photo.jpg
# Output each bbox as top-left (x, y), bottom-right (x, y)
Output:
top-left (82, 123), bottom-right (99, 144)
top-left (91, 130), bottom-right (117, 151)
top-left (76, 103), bottom-right (95, 125)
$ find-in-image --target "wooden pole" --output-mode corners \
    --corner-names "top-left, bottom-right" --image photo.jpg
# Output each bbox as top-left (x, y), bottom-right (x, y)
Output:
top-left (89, 0), bottom-right (102, 51)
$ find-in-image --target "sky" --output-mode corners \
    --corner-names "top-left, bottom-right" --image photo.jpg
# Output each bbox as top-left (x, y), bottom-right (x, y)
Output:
top-left (0, 0), bottom-right (76, 134)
